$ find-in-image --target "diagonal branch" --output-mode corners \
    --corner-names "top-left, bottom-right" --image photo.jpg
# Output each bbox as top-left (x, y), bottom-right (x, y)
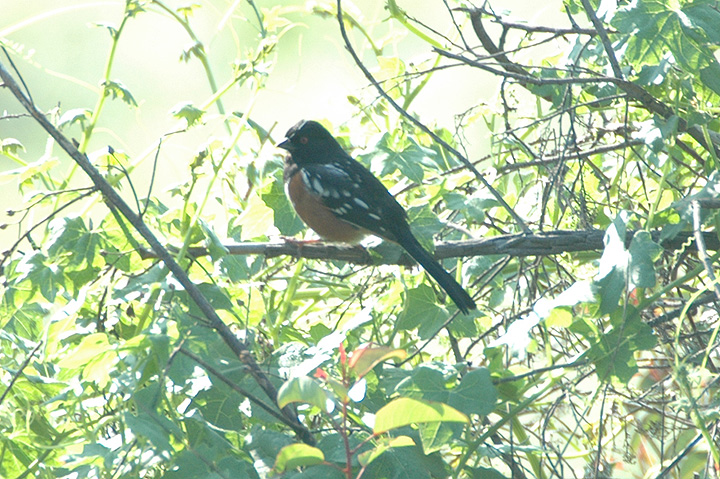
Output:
top-left (579, 0), bottom-right (623, 79)
top-left (0, 60), bottom-right (315, 446)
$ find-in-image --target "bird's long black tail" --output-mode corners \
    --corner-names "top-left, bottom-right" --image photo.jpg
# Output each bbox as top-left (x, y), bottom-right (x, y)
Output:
top-left (395, 228), bottom-right (476, 314)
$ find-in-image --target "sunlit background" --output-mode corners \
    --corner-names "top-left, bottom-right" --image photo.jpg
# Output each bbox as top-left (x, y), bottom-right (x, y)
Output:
top-left (0, 0), bottom-right (555, 242)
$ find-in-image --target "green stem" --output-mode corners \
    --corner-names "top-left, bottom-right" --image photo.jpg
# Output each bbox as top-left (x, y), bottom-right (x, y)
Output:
top-left (151, 1), bottom-right (224, 117)
top-left (675, 366), bottom-right (720, 465)
top-left (176, 101), bottom-right (256, 265)
top-left (645, 153), bottom-right (672, 229)
top-left (387, 0), bottom-right (443, 49)
top-left (77, 8), bottom-right (132, 154)
top-left (272, 259), bottom-right (305, 345)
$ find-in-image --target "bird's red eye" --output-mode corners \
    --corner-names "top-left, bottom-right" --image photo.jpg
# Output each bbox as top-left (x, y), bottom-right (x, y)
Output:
top-left (299, 136), bottom-right (309, 145)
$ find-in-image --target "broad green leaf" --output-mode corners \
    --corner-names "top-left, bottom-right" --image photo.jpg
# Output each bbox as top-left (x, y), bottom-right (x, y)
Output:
top-left (15, 252), bottom-right (64, 302)
top-left (374, 397), bottom-right (468, 434)
top-left (448, 368), bottom-right (497, 416)
top-left (124, 411), bottom-right (172, 452)
top-left (398, 284), bottom-right (444, 336)
top-left (613, 0), bottom-right (718, 74)
top-left (418, 421), bottom-right (458, 454)
top-left (239, 192), bottom-right (275, 239)
top-left (466, 465), bottom-right (508, 479)
top-left (274, 443), bottom-right (324, 472)
top-left (47, 216), bottom-right (101, 267)
top-left (363, 435), bottom-right (447, 478)
top-left (545, 307), bottom-right (572, 328)
top-left (395, 364), bottom-right (449, 403)
top-left (262, 178), bottom-right (305, 236)
top-left (193, 388), bottom-right (243, 431)
top-left (57, 334), bottom-right (111, 369)
top-left (628, 231), bottom-right (662, 289)
top-left (198, 219), bottom-right (228, 261)
top-left (348, 344), bottom-right (407, 378)
top-left (277, 376), bottom-right (329, 412)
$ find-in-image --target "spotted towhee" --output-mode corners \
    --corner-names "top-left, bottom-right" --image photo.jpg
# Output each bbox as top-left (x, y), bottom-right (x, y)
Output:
top-left (277, 120), bottom-right (476, 314)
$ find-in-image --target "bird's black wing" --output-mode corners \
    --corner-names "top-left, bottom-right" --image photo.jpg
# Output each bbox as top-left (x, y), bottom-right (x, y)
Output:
top-left (298, 155), bottom-right (407, 242)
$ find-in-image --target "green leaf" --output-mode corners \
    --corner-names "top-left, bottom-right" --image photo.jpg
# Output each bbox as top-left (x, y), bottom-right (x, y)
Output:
top-left (361, 133), bottom-right (437, 183)
top-left (348, 344), bottom-right (407, 378)
top-left (16, 252), bottom-right (65, 302)
top-left (635, 57), bottom-right (672, 86)
top-left (47, 216), bottom-right (101, 267)
top-left (170, 101), bottom-right (204, 127)
top-left (193, 387), bottom-right (243, 430)
top-left (363, 435), bottom-right (447, 478)
top-left (465, 465), bottom-right (508, 479)
top-left (262, 178), bottom-right (305, 236)
top-left (545, 307), bottom-right (572, 328)
top-left (102, 79), bottom-right (138, 107)
top-left (177, 3), bottom-right (202, 17)
top-left (180, 41), bottom-right (205, 62)
top-left (448, 368), bottom-right (497, 416)
top-left (198, 219), bottom-right (228, 261)
top-left (240, 192), bottom-right (275, 239)
top-left (58, 108), bottom-right (92, 129)
top-left (274, 444), bottom-right (325, 472)
top-left (1, 137), bottom-right (25, 155)
top-left (397, 283), bottom-right (445, 335)
top-left (395, 365), bottom-right (449, 403)
top-left (91, 22), bottom-right (118, 38)
top-left (628, 231), bottom-right (662, 289)
top-left (277, 377), bottom-right (329, 412)
top-left (56, 333), bottom-right (111, 369)
top-left (247, 427), bottom-right (294, 469)
top-left (418, 421), bottom-right (459, 455)
top-left (190, 283), bottom-right (233, 312)
top-left (613, 0), bottom-right (717, 73)
top-left (374, 398), bottom-right (469, 434)
top-left (124, 411), bottom-right (173, 453)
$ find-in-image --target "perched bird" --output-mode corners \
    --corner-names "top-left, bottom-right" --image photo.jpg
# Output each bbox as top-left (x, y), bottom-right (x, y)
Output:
top-left (277, 120), bottom-right (476, 314)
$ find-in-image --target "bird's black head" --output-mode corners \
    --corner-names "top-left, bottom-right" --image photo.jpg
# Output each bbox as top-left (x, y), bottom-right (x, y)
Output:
top-left (277, 120), bottom-right (346, 164)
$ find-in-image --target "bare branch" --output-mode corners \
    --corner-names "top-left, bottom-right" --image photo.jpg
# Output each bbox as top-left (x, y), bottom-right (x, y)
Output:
top-left (579, 0), bottom-right (623, 79)
top-left (138, 229), bottom-right (720, 265)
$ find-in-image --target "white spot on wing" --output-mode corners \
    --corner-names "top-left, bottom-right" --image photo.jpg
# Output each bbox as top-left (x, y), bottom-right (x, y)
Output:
top-left (312, 177), bottom-right (325, 196)
top-left (353, 198), bottom-right (369, 209)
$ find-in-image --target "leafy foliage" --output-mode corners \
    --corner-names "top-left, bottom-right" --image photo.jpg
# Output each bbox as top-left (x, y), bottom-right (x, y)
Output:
top-left (2, 0), bottom-right (720, 478)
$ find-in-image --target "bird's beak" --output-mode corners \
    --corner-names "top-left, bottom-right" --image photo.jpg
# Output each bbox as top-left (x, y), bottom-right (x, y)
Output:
top-left (277, 138), bottom-right (292, 151)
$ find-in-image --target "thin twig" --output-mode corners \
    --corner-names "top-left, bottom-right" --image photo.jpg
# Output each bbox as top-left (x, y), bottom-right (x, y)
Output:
top-left (0, 341), bottom-right (43, 407)
top-left (336, 0), bottom-right (530, 233)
